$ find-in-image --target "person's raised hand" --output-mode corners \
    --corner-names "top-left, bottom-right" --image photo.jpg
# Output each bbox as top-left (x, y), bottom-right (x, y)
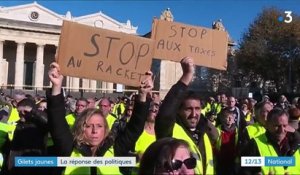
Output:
top-left (180, 57), bottom-right (195, 86)
top-left (48, 62), bottom-right (63, 95)
top-left (139, 71), bottom-right (153, 102)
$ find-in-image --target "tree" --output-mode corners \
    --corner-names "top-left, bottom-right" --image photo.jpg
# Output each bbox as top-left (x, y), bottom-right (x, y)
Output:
top-left (236, 7), bottom-right (300, 93)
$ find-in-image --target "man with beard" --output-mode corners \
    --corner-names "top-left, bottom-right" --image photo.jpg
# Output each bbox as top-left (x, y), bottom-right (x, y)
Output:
top-left (155, 57), bottom-right (218, 175)
top-left (240, 108), bottom-right (300, 175)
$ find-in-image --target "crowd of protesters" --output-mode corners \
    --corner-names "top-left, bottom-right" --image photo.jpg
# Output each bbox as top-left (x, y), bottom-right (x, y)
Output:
top-left (0, 57), bottom-right (299, 175)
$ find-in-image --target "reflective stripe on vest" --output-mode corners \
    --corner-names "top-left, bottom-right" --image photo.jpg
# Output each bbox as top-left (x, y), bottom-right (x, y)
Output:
top-left (63, 147), bottom-right (121, 175)
top-left (246, 122), bottom-right (266, 139)
top-left (254, 134), bottom-right (300, 175)
top-left (215, 125), bottom-right (238, 151)
top-left (172, 123), bottom-right (214, 175)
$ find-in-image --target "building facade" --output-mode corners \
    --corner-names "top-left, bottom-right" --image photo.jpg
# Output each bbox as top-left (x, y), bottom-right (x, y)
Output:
top-left (0, 2), bottom-right (137, 93)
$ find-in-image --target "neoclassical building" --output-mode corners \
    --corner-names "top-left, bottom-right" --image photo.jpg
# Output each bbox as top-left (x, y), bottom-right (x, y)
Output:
top-left (0, 2), bottom-right (137, 92)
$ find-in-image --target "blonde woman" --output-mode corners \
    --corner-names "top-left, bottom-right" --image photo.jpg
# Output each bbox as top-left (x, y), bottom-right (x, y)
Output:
top-left (47, 62), bottom-right (153, 175)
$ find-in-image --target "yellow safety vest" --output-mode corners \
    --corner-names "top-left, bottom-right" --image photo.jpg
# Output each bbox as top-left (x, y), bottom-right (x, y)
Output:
top-left (112, 103), bottom-right (126, 117)
top-left (65, 113), bottom-right (76, 129)
top-left (201, 103), bottom-right (211, 116)
top-left (213, 103), bottom-right (222, 115)
top-left (245, 112), bottom-right (252, 122)
top-left (0, 121), bottom-right (17, 169)
top-left (106, 114), bottom-right (117, 130)
top-left (0, 121), bottom-right (16, 143)
top-left (246, 122), bottom-right (266, 139)
top-left (119, 103), bottom-right (125, 115)
top-left (7, 107), bottom-right (20, 123)
top-left (215, 125), bottom-right (238, 151)
top-left (63, 147), bottom-right (121, 175)
top-left (254, 134), bottom-right (300, 175)
top-left (135, 130), bottom-right (156, 156)
top-left (172, 123), bottom-right (214, 175)
top-left (131, 129), bottom-right (156, 175)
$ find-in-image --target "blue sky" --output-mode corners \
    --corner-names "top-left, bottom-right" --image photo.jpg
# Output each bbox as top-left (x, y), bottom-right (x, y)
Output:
top-left (1, 0), bottom-right (299, 45)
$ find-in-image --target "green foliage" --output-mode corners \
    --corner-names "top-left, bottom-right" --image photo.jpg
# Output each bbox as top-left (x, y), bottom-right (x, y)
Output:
top-left (236, 7), bottom-right (300, 92)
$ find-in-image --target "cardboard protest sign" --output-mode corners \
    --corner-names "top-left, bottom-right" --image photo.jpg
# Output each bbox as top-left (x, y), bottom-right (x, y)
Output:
top-left (151, 19), bottom-right (228, 70)
top-left (57, 20), bottom-right (154, 87)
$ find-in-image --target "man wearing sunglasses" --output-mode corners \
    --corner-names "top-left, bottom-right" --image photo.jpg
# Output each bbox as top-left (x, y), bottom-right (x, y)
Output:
top-left (155, 57), bottom-right (217, 175)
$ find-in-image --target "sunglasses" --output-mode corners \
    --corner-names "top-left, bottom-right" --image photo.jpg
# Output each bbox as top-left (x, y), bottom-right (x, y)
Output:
top-left (169, 157), bottom-right (196, 171)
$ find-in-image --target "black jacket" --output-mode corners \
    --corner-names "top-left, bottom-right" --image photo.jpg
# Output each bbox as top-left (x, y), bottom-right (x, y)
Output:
top-left (155, 81), bottom-right (218, 175)
top-left (1, 109), bottom-right (48, 175)
top-left (239, 130), bottom-right (300, 175)
top-left (47, 92), bottom-right (149, 174)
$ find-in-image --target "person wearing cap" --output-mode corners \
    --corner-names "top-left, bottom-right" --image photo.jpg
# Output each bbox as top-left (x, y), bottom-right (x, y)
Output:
top-left (262, 95), bottom-right (270, 102)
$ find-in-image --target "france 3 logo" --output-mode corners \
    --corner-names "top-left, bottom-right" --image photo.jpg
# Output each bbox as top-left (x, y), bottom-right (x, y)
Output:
top-left (278, 11), bottom-right (293, 23)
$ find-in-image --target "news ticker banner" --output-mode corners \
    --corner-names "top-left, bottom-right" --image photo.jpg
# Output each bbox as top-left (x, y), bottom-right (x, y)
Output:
top-left (241, 157), bottom-right (295, 167)
top-left (15, 157), bottom-right (136, 167)
top-left (15, 156), bottom-right (296, 167)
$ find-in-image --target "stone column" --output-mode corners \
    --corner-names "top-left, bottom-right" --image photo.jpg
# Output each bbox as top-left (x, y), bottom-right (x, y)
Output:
top-left (159, 60), bottom-right (182, 99)
top-left (0, 41), bottom-right (8, 88)
top-left (72, 77), bottom-right (80, 92)
top-left (101, 81), bottom-right (107, 93)
top-left (66, 76), bottom-right (71, 93)
top-left (0, 40), bottom-right (4, 86)
top-left (34, 44), bottom-right (45, 90)
top-left (0, 40), bottom-right (3, 61)
top-left (82, 78), bottom-right (90, 92)
top-left (107, 82), bottom-right (114, 93)
top-left (15, 42), bottom-right (25, 89)
top-left (90, 80), bottom-right (97, 93)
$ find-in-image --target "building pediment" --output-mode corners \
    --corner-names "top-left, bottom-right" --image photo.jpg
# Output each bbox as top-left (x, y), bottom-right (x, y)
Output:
top-left (0, 2), bottom-right (137, 34)
top-left (74, 12), bottom-right (137, 34)
top-left (0, 2), bottom-right (64, 26)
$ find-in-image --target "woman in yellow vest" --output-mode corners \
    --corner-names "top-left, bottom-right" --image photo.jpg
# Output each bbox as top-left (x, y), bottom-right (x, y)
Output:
top-left (48, 63), bottom-right (153, 175)
top-left (139, 138), bottom-right (196, 175)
